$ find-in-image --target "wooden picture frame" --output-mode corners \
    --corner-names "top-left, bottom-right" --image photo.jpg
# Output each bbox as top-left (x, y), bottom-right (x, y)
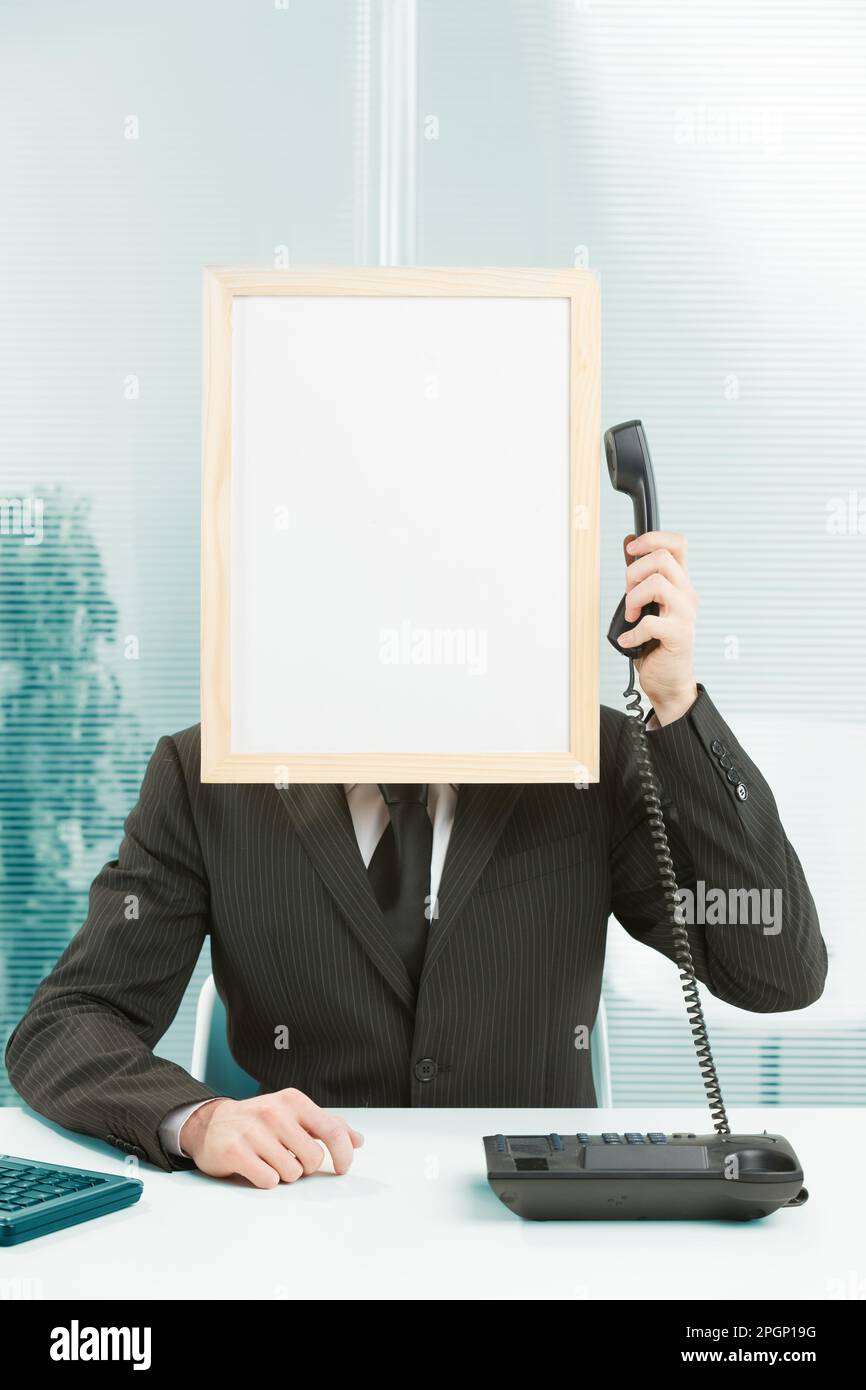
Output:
top-left (201, 266), bottom-right (600, 783)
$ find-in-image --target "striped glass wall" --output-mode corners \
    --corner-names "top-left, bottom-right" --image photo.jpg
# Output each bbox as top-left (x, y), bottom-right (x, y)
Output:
top-left (414, 0), bottom-right (866, 1105)
top-left (0, 0), bottom-right (367, 1098)
top-left (2, 0), bottom-right (863, 1107)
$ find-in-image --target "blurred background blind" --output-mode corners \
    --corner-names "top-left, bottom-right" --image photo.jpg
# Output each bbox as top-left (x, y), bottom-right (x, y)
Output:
top-left (1, 0), bottom-right (864, 1105)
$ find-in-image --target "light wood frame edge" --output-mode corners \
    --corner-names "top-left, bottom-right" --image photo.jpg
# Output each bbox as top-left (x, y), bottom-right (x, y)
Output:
top-left (201, 266), bottom-right (600, 785)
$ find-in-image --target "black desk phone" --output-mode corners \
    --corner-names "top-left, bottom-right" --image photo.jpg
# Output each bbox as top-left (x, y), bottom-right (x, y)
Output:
top-left (484, 421), bottom-right (809, 1222)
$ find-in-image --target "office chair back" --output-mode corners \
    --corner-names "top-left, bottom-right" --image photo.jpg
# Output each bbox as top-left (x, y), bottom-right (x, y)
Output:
top-left (190, 975), bottom-right (259, 1099)
top-left (591, 993), bottom-right (613, 1107)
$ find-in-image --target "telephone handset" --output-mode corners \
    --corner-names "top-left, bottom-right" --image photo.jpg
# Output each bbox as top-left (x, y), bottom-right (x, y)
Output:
top-left (483, 421), bottom-right (809, 1221)
top-left (606, 419), bottom-right (660, 659)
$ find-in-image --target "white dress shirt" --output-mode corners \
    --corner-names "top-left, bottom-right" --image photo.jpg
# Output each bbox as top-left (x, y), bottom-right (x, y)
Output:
top-left (159, 784), bottom-right (459, 1159)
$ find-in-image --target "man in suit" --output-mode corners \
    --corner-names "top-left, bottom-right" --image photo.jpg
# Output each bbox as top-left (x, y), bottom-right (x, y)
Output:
top-left (6, 532), bottom-right (827, 1187)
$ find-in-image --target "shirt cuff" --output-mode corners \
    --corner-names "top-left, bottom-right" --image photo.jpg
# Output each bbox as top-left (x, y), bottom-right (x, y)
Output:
top-left (159, 1098), bottom-right (225, 1158)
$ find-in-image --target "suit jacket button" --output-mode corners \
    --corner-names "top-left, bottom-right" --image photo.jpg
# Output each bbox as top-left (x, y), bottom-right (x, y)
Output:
top-left (711, 740), bottom-right (725, 756)
top-left (736, 782), bottom-right (748, 801)
top-left (414, 1058), bottom-right (438, 1082)
top-left (720, 754), bottom-right (733, 770)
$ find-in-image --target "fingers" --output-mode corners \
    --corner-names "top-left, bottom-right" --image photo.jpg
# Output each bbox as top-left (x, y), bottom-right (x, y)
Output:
top-left (250, 1125), bottom-right (307, 1184)
top-left (626, 531), bottom-right (689, 573)
top-left (280, 1090), bottom-right (360, 1175)
top-left (624, 573), bottom-right (697, 624)
top-left (622, 536), bottom-right (698, 626)
top-left (229, 1142), bottom-right (290, 1190)
top-left (274, 1123), bottom-right (326, 1177)
top-left (617, 612), bottom-right (691, 652)
top-left (256, 1096), bottom-right (325, 1176)
top-left (624, 546), bottom-right (688, 594)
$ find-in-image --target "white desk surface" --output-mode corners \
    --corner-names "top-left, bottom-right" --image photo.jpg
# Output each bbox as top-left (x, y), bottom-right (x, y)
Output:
top-left (1, 1106), bottom-right (862, 1301)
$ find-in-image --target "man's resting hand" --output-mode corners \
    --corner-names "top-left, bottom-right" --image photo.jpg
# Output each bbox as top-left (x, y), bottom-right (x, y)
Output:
top-left (179, 1088), bottom-right (364, 1187)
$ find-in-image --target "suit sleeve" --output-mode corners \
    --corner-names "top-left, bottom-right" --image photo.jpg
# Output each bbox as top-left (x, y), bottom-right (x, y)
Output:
top-left (608, 685), bottom-right (828, 1012)
top-left (4, 736), bottom-right (219, 1171)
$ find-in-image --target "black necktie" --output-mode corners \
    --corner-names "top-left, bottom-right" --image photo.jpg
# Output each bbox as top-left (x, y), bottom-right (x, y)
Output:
top-left (367, 785), bottom-right (433, 991)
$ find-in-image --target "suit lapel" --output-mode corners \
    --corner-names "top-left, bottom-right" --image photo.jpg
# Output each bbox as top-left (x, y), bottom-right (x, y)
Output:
top-left (276, 784), bottom-right (416, 1011)
top-left (421, 784), bottom-right (525, 982)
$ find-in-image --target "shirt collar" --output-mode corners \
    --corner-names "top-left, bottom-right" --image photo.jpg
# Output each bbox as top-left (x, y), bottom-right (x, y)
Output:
top-left (344, 783), bottom-right (459, 795)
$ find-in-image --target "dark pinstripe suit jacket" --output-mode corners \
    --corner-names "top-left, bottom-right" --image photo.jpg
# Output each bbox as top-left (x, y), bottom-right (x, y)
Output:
top-left (6, 687), bottom-right (827, 1172)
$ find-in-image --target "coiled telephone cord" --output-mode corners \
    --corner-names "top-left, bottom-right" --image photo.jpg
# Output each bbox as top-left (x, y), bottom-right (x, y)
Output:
top-left (623, 659), bottom-right (731, 1136)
